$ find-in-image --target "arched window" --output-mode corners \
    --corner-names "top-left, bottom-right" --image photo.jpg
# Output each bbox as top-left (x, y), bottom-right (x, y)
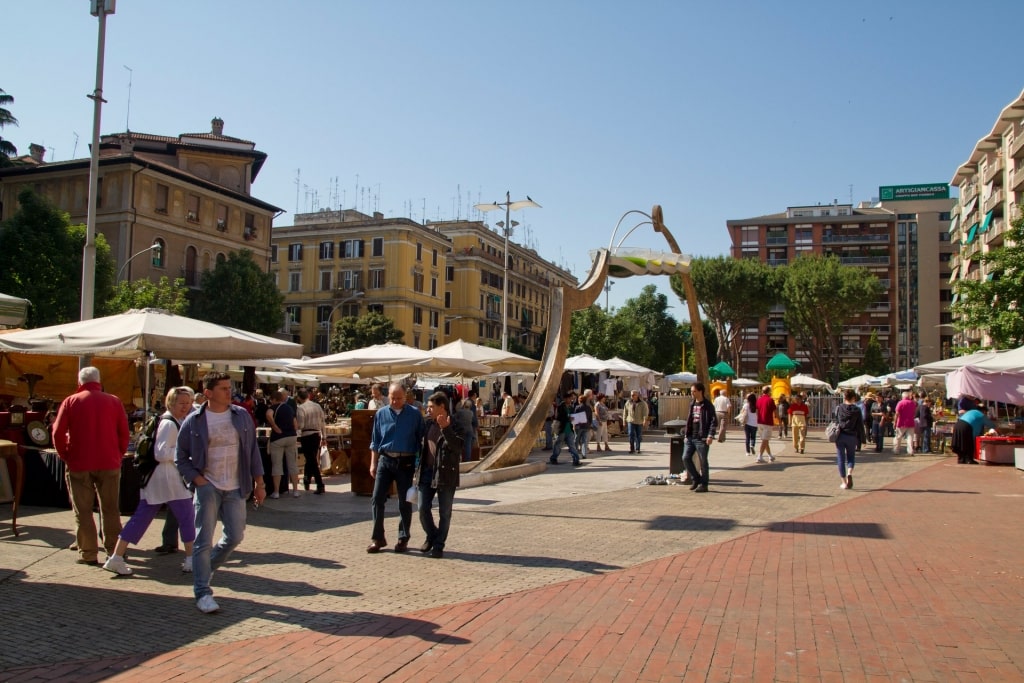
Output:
top-left (216, 252), bottom-right (227, 265)
top-left (184, 246), bottom-right (198, 287)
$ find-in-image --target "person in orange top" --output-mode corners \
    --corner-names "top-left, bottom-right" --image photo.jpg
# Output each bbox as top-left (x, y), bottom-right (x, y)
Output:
top-left (51, 366), bottom-right (130, 566)
top-left (787, 393), bottom-right (811, 454)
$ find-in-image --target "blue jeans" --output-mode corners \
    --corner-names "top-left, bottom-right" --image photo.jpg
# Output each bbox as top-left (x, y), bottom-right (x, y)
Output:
top-left (418, 469), bottom-right (455, 550)
top-left (575, 426), bottom-right (591, 457)
top-left (836, 433), bottom-right (857, 478)
top-left (544, 420), bottom-right (553, 449)
top-left (550, 428), bottom-right (580, 465)
top-left (192, 484), bottom-right (247, 600)
top-left (371, 454), bottom-right (415, 543)
top-left (628, 423), bottom-right (643, 452)
top-left (682, 437), bottom-right (710, 487)
top-left (744, 425), bottom-right (757, 454)
top-left (920, 426), bottom-right (932, 452)
top-left (873, 422), bottom-right (885, 452)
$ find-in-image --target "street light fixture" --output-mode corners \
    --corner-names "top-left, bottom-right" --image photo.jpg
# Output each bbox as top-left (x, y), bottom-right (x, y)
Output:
top-left (116, 242), bottom-right (162, 282)
top-left (474, 191), bottom-right (541, 351)
top-left (329, 291), bottom-right (365, 329)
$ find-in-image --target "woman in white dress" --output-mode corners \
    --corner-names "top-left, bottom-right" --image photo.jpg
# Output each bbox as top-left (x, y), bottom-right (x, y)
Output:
top-left (103, 387), bottom-right (197, 576)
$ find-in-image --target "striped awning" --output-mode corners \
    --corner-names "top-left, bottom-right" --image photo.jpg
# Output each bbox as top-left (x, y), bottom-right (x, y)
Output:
top-left (947, 212), bottom-right (961, 234)
top-left (965, 223), bottom-right (980, 244)
top-left (979, 209), bottom-right (994, 233)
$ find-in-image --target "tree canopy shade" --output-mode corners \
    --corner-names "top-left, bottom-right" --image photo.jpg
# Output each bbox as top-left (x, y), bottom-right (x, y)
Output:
top-left (331, 311), bottom-right (404, 353)
top-left (0, 190), bottom-right (114, 326)
top-left (189, 249), bottom-right (284, 336)
top-left (951, 206), bottom-right (1024, 349)
top-left (670, 256), bottom-right (779, 368)
top-left (779, 253), bottom-right (883, 382)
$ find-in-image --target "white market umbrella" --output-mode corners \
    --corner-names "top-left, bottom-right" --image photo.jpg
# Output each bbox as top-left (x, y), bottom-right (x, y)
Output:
top-left (431, 339), bottom-right (540, 373)
top-left (563, 354), bottom-right (610, 373)
top-left (731, 378), bottom-right (761, 389)
top-left (0, 308), bottom-right (302, 361)
top-left (837, 374), bottom-right (877, 390)
top-left (789, 374), bottom-right (834, 391)
top-left (913, 349), bottom-right (1007, 375)
top-left (288, 342), bottom-right (492, 379)
top-left (0, 292), bottom-right (30, 327)
top-left (971, 344), bottom-right (1024, 372)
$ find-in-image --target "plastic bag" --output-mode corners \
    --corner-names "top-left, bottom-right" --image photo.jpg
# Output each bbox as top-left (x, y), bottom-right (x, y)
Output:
top-left (319, 445), bottom-right (331, 472)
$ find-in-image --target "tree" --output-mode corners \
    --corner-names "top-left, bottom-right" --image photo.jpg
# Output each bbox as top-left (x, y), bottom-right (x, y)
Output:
top-left (612, 284), bottom-right (683, 374)
top-left (951, 207), bottom-right (1024, 348)
top-left (779, 254), bottom-right (883, 382)
top-left (331, 311), bottom-right (404, 352)
top-left (105, 276), bottom-right (190, 315)
top-left (670, 256), bottom-right (779, 368)
top-left (0, 88), bottom-right (17, 166)
top-left (0, 190), bottom-right (115, 326)
top-left (859, 329), bottom-right (890, 376)
top-left (679, 318), bottom-right (720, 372)
top-left (190, 250), bottom-right (284, 335)
top-left (567, 305), bottom-right (625, 360)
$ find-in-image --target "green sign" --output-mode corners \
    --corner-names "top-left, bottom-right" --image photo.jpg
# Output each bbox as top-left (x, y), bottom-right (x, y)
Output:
top-left (879, 184), bottom-right (949, 201)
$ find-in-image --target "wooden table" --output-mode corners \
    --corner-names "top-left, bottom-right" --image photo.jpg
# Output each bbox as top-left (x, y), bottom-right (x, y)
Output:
top-left (0, 439), bottom-right (24, 537)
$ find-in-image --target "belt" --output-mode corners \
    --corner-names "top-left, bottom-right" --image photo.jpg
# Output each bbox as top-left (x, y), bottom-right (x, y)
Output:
top-left (301, 430), bottom-right (320, 435)
top-left (382, 451), bottom-right (415, 458)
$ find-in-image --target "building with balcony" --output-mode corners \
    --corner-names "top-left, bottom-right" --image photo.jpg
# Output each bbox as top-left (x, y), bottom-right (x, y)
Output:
top-left (270, 210), bottom-right (577, 355)
top-left (949, 88), bottom-right (1024, 348)
top-left (727, 189), bottom-right (954, 376)
top-left (0, 118), bottom-right (281, 288)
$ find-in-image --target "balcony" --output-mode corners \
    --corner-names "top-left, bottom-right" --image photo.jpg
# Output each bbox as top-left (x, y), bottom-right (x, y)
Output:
top-left (840, 256), bottom-right (890, 266)
top-left (244, 227), bottom-right (258, 241)
top-left (865, 303), bottom-right (891, 312)
top-left (765, 236), bottom-right (788, 246)
top-left (982, 156), bottom-right (1004, 184)
top-left (1011, 165), bottom-right (1024, 192)
top-left (822, 233), bottom-right (890, 244)
top-left (767, 258), bottom-right (788, 267)
top-left (216, 219), bottom-right (227, 232)
top-left (961, 183), bottom-right (978, 203)
top-left (1011, 131), bottom-right (1024, 159)
top-left (983, 188), bottom-right (1004, 213)
top-left (486, 311), bottom-right (500, 321)
top-left (186, 210), bottom-right (199, 224)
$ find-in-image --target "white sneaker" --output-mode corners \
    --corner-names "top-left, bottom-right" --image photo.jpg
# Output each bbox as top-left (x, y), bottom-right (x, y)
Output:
top-left (768, 455), bottom-right (776, 462)
top-left (755, 457), bottom-right (765, 463)
top-left (269, 492), bottom-right (279, 499)
top-left (181, 556), bottom-right (193, 573)
top-left (292, 490), bottom-right (301, 498)
top-left (196, 595), bottom-right (220, 613)
top-left (840, 481), bottom-right (848, 489)
top-left (102, 554), bottom-right (133, 576)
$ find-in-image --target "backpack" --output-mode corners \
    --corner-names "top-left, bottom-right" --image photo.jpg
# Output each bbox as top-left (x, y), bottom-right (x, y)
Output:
top-left (133, 414), bottom-right (178, 488)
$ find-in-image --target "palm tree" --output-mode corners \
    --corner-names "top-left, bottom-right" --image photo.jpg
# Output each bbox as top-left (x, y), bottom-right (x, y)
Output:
top-left (0, 88), bottom-right (19, 166)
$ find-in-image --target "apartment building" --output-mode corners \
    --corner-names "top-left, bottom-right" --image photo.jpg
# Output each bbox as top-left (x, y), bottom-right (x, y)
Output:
top-left (726, 188), bottom-right (954, 376)
top-left (0, 118), bottom-right (280, 287)
top-left (270, 211), bottom-right (577, 355)
top-left (949, 88), bottom-right (1024, 348)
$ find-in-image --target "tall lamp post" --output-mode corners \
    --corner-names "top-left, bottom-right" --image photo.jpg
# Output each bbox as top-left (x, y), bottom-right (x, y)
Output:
top-left (81, 0), bottom-right (115, 325)
top-left (474, 191), bottom-right (541, 351)
top-left (117, 242), bottom-right (162, 282)
top-left (328, 290), bottom-right (365, 332)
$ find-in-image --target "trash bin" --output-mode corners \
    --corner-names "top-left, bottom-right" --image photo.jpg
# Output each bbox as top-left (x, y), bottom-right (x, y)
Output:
top-left (669, 435), bottom-right (685, 475)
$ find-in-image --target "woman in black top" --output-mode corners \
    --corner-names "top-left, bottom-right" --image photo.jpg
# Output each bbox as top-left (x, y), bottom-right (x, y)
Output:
top-left (834, 389), bottom-right (866, 490)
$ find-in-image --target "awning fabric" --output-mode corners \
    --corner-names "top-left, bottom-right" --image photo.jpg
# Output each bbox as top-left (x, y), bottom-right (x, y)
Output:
top-left (947, 212), bottom-right (961, 234)
top-left (965, 223), bottom-right (979, 244)
top-left (979, 209), bottom-right (994, 233)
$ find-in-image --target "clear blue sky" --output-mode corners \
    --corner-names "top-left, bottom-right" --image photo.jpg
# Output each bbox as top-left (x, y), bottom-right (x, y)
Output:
top-left (5, 0), bottom-right (1023, 314)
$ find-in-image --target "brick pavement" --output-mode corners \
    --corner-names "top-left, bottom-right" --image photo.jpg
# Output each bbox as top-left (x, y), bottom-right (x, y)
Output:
top-left (2, 430), bottom-right (1022, 681)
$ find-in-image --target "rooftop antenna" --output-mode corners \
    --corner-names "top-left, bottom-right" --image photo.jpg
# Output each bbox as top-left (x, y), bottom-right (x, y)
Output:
top-left (849, 184), bottom-right (854, 204)
top-left (354, 174), bottom-right (360, 212)
top-left (123, 65), bottom-right (133, 131)
top-left (72, 132), bottom-right (79, 158)
top-left (294, 168), bottom-right (300, 214)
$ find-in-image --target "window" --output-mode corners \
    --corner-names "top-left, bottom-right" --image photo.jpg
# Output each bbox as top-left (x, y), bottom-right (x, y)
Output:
top-left (341, 269), bottom-right (363, 291)
top-left (270, 244), bottom-right (278, 263)
top-left (96, 177), bottom-right (104, 208)
top-left (368, 303), bottom-right (384, 314)
top-left (186, 194), bottom-right (200, 223)
top-left (413, 272), bottom-right (424, 293)
top-left (432, 249), bottom-right (438, 267)
top-left (445, 291), bottom-right (451, 308)
top-left (413, 307), bottom-right (423, 325)
top-left (416, 243), bottom-right (423, 261)
top-left (446, 265), bottom-right (454, 282)
top-left (740, 226), bottom-right (758, 246)
top-left (372, 237), bottom-right (384, 257)
top-left (939, 211), bottom-right (951, 221)
top-left (319, 241), bottom-right (334, 259)
top-left (289, 272), bottom-right (301, 292)
top-left (216, 252), bottom-right (226, 264)
top-left (320, 270), bottom-right (332, 291)
top-left (288, 243), bottom-right (303, 261)
top-left (370, 269), bottom-right (385, 289)
top-left (317, 305), bottom-right (332, 328)
top-left (244, 212), bottom-right (257, 240)
top-left (431, 277), bottom-right (437, 297)
top-left (155, 184), bottom-right (169, 214)
top-left (429, 310), bottom-right (439, 328)
top-left (184, 246), bottom-right (198, 287)
top-left (286, 306), bottom-right (301, 326)
top-left (152, 238), bottom-right (166, 268)
top-left (341, 240), bottom-right (364, 258)
top-left (216, 204), bottom-right (228, 232)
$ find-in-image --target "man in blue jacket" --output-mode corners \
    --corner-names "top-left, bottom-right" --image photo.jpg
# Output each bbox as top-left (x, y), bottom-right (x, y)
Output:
top-left (176, 372), bottom-right (265, 614)
top-left (682, 382), bottom-right (718, 493)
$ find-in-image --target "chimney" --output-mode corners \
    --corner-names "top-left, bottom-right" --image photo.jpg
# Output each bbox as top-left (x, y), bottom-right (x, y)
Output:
top-left (29, 144), bottom-right (45, 163)
top-left (211, 117), bottom-right (224, 136)
top-left (373, 211), bottom-right (383, 220)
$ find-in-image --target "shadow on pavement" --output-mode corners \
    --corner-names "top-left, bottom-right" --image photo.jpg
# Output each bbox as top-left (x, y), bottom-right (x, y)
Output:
top-left (766, 520), bottom-right (891, 538)
top-left (442, 551), bottom-right (620, 574)
top-left (646, 515), bottom-right (739, 532)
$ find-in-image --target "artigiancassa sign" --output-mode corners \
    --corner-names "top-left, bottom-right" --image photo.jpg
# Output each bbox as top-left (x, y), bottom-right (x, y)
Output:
top-left (879, 184), bottom-right (949, 201)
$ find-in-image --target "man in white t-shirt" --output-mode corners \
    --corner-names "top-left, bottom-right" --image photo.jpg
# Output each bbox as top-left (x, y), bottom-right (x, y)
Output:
top-left (176, 372), bottom-right (265, 615)
top-left (712, 389), bottom-right (731, 443)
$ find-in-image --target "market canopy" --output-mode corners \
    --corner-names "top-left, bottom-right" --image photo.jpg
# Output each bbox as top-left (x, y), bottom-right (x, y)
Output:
top-left (288, 342), bottom-right (492, 378)
top-left (913, 349), bottom-right (1008, 375)
top-left (946, 366), bottom-right (1024, 405)
top-left (708, 361), bottom-right (736, 379)
top-left (971, 344), bottom-right (1024, 372)
top-left (876, 369), bottom-right (919, 386)
top-left (563, 354), bottom-right (609, 374)
top-left (431, 339), bottom-right (540, 373)
top-left (0, 308), bottom-right (302, 361)
top-left (0, 293), bottom-right (30, 327)
top-left (789, 374), bottom-right (833, 391)
top-left (836, 374), bottom-right (877, 390)
top-left (765, 352), bottom-right (799, 373)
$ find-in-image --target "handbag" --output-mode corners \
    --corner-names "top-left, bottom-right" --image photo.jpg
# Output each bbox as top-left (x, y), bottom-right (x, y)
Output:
top-left (318, 444), bottom-right (331, 472)
top-left (826, 406), bottom-right (840, 443)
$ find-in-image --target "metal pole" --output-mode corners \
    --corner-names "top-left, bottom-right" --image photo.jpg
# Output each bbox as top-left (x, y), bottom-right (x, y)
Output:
top-left (81, 1), bottom-right (112, 324)
top-left (502, 190), bottom-right (511, 352)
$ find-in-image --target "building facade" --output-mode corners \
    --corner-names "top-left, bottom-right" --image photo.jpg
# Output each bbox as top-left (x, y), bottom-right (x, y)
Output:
top-left (726, 191), bottom-right (954, 377)
top-left (0, 118), bottom-right (280, 288)
top-left (270, 211), bottom-right (577, 355)
top-left (949, 89), bottom-right (1024, 348)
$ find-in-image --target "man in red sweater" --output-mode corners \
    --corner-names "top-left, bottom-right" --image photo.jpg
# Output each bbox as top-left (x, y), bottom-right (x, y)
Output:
top-left (755, 385), bottom-right (777, 463)
top-left (52, 366), bottom-right (130, 566)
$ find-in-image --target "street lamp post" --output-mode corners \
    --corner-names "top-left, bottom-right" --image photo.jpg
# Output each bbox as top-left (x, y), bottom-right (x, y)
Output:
top-left (329, 291), bottom-right (365, 329)
top-left (117, 242), bottom-right (162, 282)
top-left (474, 191), bottom-right (541, 351)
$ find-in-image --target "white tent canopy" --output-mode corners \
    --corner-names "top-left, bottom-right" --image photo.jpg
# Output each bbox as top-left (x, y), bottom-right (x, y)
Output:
top-left (789, 374), bottom-right (834, 391)
top-left (0, 292), bottom-right (29, 327)
top-left (837, 374), bottom-right (877, 390)
top-left (289, 342), bottom-right (492, 378)
top-left (0, 308), bottom-right (302, 361)
top-left (913, 350), bottom-right (1008, 375)
top-left (563, 354), bottom-right (609, 373)
top-left (971, 345), bottom-right (1024, 372)
top-left (431, 339), bottom-right (540, 373)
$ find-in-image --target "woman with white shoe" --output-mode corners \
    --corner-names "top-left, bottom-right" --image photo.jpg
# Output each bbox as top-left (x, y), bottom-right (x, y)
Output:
top-left (103, 387), bottom-right (197, 576)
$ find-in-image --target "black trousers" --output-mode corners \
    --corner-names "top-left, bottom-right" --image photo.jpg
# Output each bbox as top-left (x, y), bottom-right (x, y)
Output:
top-left (299, 432), bottom-right (325, 490)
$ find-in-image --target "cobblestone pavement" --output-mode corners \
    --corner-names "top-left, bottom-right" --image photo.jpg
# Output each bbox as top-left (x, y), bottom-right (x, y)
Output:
top-left (3, 429), bottom-right (1019, 681)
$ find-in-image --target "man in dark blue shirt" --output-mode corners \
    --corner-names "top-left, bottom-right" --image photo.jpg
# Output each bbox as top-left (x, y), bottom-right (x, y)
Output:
top-left (367, 383), bottom-right (425, 553)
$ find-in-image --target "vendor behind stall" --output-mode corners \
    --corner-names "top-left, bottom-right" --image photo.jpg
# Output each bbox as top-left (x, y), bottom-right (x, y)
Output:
top-left (950, 405), bottom-right (997, 465)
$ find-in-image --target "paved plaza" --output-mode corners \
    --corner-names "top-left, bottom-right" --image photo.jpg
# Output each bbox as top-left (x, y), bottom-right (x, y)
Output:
top-left (1, 427), bottom-right (1022, 681)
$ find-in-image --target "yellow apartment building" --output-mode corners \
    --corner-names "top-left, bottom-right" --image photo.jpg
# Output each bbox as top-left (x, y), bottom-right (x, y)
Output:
top-left (0, 118), bottom-right (280, 288)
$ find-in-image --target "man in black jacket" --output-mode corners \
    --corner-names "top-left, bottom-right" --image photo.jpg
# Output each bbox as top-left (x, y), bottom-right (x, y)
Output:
top-left (682, 382), bottom-right (718, 493)
top-left (416, 392), bottom-right (464, 558)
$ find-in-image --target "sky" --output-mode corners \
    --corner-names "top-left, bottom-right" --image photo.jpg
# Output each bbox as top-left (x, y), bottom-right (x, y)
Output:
top-left (4, 0), bottom-right (1023, 315)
